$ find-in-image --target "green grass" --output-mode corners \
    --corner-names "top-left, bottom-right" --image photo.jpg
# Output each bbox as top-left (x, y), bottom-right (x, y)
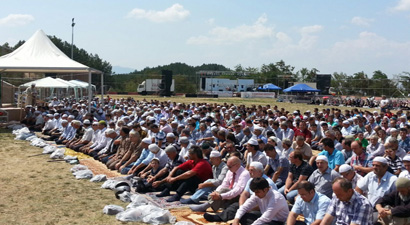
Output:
top-left (0, 129), bottom-right (146, 225)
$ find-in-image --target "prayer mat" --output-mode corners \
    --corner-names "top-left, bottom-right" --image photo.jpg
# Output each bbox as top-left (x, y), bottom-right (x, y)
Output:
top-left (144, 192), bottom-right (189, 209)
top-left (64, 148), bottom-right (92, 160)
top-left (169, 207), bottom-right (232, 225)
top-left (79, 158), bottom-right (123, 178)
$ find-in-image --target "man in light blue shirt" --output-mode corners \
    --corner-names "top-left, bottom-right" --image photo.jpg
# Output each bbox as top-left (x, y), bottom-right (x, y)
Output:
top-left (287, 181), bottom-right (331, 225)
top-left (313, 138), bottom-right (345, 172)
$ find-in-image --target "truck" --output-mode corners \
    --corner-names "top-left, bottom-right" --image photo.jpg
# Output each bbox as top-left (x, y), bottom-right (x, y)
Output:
top-left (137, 79), bottom-right (175, 95)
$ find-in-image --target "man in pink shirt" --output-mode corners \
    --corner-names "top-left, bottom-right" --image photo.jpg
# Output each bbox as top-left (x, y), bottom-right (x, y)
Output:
top-left (190, 156), bottom-right (250, 212)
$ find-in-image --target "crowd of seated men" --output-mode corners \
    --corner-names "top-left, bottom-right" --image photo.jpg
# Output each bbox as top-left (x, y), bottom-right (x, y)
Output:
top-left (25, 96), bottom-right (410, 225)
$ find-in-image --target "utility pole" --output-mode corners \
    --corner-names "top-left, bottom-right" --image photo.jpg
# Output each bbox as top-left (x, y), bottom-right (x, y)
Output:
top-left (71, 18), bottom-right (75, 59)
top-left (71, 18), bottom-right (75, 80)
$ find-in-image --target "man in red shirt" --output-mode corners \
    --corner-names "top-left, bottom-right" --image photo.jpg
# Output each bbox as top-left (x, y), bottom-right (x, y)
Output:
top-left (294, 120), bottom-right (312, 145)
top-left (156, 145), bottom-right (213, 202)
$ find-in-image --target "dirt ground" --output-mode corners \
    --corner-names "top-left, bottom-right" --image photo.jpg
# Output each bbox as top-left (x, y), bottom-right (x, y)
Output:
top-left (0, 129), bottom-right (145, 225)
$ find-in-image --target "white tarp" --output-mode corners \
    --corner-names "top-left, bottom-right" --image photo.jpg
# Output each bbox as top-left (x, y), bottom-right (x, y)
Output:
top-left (0, 30), bottom-right (100, 74)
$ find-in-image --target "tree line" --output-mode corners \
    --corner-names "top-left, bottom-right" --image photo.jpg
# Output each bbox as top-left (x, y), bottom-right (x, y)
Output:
top-left (2, 37), bottom-right (410, 97)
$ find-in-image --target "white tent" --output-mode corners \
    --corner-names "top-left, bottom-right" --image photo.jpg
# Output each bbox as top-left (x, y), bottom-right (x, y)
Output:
top-left (0, 30), bottom-right (104, 110)
top-left (0, 30), bottom-right (100, 73)
top-left (20, 77), bottom-right (73, 88)
top-left (20, 77), bottom-right (78, 100)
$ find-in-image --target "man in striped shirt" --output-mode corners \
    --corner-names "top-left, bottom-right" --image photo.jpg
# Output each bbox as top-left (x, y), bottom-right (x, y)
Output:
top-left (320, 177), bottom-right (373, 225)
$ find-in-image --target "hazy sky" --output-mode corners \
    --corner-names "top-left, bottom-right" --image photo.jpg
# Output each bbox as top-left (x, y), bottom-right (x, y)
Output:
top-left (1, 0), bottom-right (410, 76)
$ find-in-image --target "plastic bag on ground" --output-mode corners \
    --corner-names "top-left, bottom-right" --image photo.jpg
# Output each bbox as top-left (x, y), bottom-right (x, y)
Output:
top-left (116, 208), bottom-right (143, 222)
top-left (8, 124), bottom-right (24, 130)
top-left (126, 194), bottom-right (149, 209)
top-left (12, 127), bottom-right (30, 136)
top-left (175, 222), bottom-right (196, 225)
top-left (90, 174), bottom-right (107, 182)
top-left (73, 169), bottom-right (93, 179)
top-left (43, 145), bottom-right (57, 154)
top-left (101, 179), bottom-right (118, 189)
top-left (50, 148), bottom-right (65, 159)
top-left (142, 206), bottom-right (175, 224)
top-left (70, 164), bottom-right (88, 173)
top-left (15, 132), bottom-right (34, 140)
top-left (103, 205), bottom-right (124, 215)
top-left (117, 191), bottom-right (132, 203)
top-left (25, 135), bottom-right (37, 141)
top-left (64, 155), bottom-right (77, 161)
top-left (30, 138), bottom-right (47, 147)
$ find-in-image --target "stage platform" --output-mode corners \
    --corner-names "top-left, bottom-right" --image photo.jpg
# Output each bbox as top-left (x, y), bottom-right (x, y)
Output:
top-left (0, 107), bottom-right (25, 122)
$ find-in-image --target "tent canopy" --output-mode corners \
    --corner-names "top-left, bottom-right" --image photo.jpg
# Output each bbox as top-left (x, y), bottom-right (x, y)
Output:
top-left (283, 83), bottom-right (320, 93)
top-left (20, 77), bottom-right (75, 88)
top-left (69, 80), bottom-right (96, 89)
top-left (0, 30), bottom-right (101, 74)
top-left (258, 83), bottom-right (281, 91)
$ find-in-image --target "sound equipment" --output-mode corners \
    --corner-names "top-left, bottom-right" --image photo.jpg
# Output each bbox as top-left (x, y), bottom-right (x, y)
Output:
top-left (316, 74), bottom-right (331, 95)
top-left (160, 70), bottom-right (173, 96)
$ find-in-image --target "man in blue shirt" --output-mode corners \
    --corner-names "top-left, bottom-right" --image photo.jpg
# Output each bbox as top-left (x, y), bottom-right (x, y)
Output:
top-left (287, 181), bottom-right (331, 225)
top-left (310, 138), bottom-right (345, 172)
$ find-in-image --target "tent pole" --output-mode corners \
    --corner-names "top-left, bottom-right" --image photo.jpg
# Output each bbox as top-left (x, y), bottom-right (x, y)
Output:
top-left (101, 73), bottom-right (104, 107)
top-left (88, 71), bottom-right (92, 113)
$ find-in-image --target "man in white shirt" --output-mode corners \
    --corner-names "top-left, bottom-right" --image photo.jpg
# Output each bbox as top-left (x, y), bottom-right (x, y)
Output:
top-left (232, 177), bottom-right (289, 225)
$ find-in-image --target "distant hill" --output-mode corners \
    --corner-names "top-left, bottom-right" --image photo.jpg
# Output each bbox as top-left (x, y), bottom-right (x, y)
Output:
top-left (131, 62), bottom-right (231, 75)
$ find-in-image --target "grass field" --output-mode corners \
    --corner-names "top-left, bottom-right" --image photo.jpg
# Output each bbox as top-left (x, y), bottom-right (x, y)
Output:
top-left (0, 129), bottom-right (145, 225)
top-left (108, 94), bottom-right (357, 113)
top-left (0, 96), bottom-right (378, 224)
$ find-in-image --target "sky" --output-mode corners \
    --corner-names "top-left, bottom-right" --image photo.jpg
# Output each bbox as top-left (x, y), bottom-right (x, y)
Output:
top-left (1, 0), bottom-right (410, 77)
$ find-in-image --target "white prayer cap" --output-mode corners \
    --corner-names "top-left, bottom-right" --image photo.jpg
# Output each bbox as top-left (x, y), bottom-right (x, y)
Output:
top-left (373, 156), bottom-right (388, 164)
top-left (142, 138), bottom-right (152, 144)
top-left (105, 129), bottom-right (116, 135)
top-left (179, 136), bottom-right (190, 144)
top-left (316, 155), bottom-right (328, 163)
top-left (390, 128), bottom-right (398, 133)
top-left (54, 113), bottom-right (60, 116)
top-left (61, 120), bottom-right (68, 124)
top-left (249, 162), bottom-right (264, 171)
top-left (92, 121), bottom-right (99, 125)
top-left (166, 133), bottom-right (175, 138)
top-left (247, 138), bottom-right (258, 146)
top-left (254, 126), bottom-right (263, 131)
top-left (62, 114), bottom-right (68, 118)
top-left (148, 144), bottom-right (160, 152)
top-left (403, 155), bottom-right (410, 162)
top-left (83, 119), bottom-right (91, 125)
top-left (280, 116), bottom-right (287, 120)
top-left (343, 120), bottom-right (350, 125)
top-left (164, 145), bottom-right (176, 153)
top-left (339, 164), bottom-right (353, 174)
top-left (210, 151), bottom-right (221, 158)
top-left (68, 115), bottom-right (75, 119)
top-left (139, 121), bottom-right (145, 126)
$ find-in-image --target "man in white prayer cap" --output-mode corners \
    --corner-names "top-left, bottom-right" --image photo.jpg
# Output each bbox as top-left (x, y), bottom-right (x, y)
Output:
top-left (356, 156), bottom-right (398, 208)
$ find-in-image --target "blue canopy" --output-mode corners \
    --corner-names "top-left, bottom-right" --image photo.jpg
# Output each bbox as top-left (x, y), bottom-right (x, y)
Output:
top-left (283, 83), bottom-right (320, 93)
top-left (257, 83), bottom-right (281, 91)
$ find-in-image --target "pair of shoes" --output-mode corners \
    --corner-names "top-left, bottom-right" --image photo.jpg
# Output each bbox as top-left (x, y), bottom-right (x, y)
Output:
top-left (189, 202), bottom-right (210, 212)
top-left (166, 194), bottom-right (181, 202)
top-left (156, 188), bottom-right (170, 197)
top-left (180, 198), bottom-right (198, 204)
top-left (204, 212), bottom-right (223, 222)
